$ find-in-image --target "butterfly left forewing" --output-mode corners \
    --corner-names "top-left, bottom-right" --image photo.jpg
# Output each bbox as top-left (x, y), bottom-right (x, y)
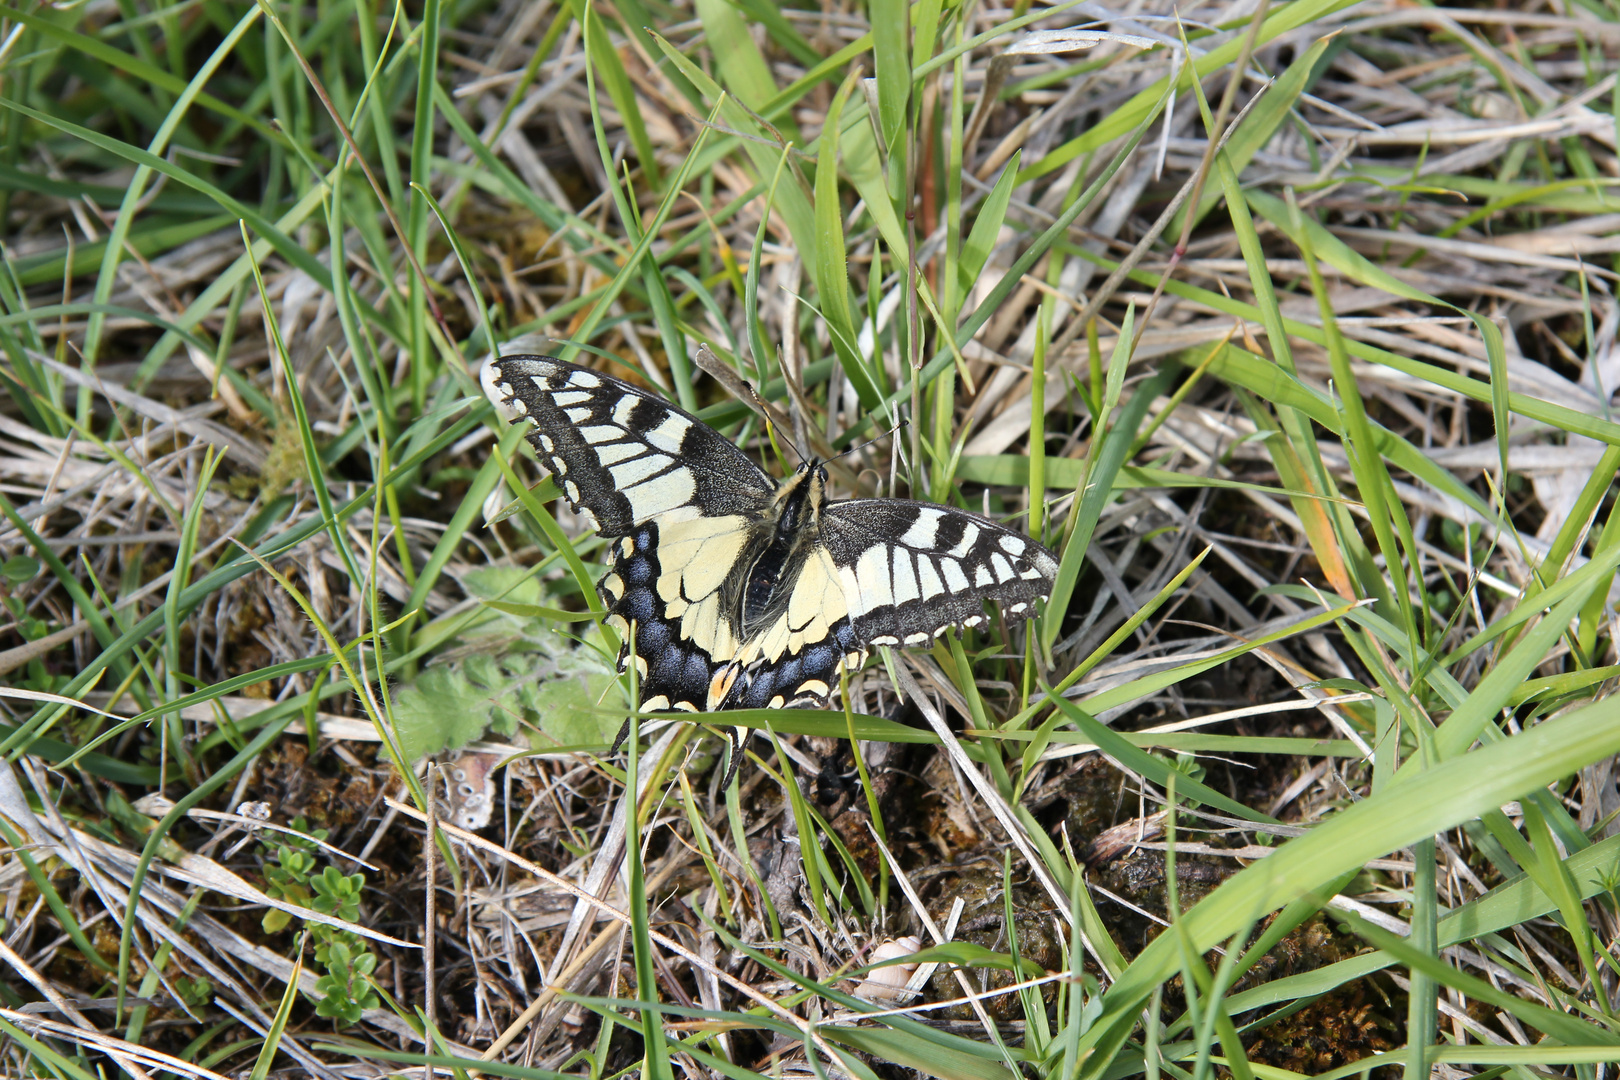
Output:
top-left (481, 355), bottom-right (775, 537)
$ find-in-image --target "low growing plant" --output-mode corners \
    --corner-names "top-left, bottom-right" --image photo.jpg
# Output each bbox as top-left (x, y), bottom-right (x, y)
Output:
top-left (259, 818), bottom-right (380, 1027)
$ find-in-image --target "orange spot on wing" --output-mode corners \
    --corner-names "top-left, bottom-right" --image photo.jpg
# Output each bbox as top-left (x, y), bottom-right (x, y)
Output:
top-left (708, 666), bottom-right (739, 710)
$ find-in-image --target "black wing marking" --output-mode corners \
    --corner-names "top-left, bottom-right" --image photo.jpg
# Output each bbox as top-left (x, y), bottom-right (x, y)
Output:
top-left (820, 500), bottom-right (1058, 646)
top-left (480, 354), bottom-right (775, 537)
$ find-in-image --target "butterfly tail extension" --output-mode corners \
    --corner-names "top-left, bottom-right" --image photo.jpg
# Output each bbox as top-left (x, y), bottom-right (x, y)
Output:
top-left (718, 726), bottom-right (746, 792)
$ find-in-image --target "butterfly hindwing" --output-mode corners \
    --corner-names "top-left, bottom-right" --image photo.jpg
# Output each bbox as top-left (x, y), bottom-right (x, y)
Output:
top-left (719, 544), bottom-right (866, 710)
top-left (599, 521), bottom-right (749, 712)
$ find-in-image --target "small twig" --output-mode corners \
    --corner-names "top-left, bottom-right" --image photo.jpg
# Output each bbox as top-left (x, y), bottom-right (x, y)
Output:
top-left (424, 761), bottom-right (439, 1046)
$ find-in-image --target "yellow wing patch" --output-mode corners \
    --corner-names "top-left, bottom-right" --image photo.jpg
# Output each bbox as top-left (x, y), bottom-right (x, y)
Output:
top-left (649, 514), bottom-right (751, 666)
top-left (787, 548), bottom-right (848, 646)
top-left (678, 591), bottom-right (740, 665)
top-left (655, 514), bottom-right (749, 612)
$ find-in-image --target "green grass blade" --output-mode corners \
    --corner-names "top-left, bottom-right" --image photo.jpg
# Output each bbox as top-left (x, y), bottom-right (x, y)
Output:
top-left (871, 0), bottom-right (909, 150)
top-left (694, 0), bottom-right (780, 113)
top-left (1250, 188), bottom-right (1513, 471)
top-left (814, 70), bottom-right (883, 411)
top-left (1041, 352), bottom-right (1174, 654)
top-left (1074, 696), bottom-right (1620, 1077)
top-left (1174, 34), bottom-right (1333, 232)
top-left (957, 151), bottom-right (1020, 293)
top-left (81, 4), bottom-right (262, 373)
top-left (248, 948), bottom-right (304, 1080)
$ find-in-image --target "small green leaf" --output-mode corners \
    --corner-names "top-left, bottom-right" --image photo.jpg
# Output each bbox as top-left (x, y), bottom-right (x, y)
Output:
top-left (0, 555), bottom-right (39, 583)
top-left (390, 666), bottom-right (501, 760)
top-left (524, 658), bottom-right (621, 747)
top-left (958, 151), bottom-right (1020, 291)
top-left (392, 647), bottom-right (623, 760)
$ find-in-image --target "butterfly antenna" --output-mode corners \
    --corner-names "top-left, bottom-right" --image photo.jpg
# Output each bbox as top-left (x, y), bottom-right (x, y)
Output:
top-left (825, 420), bottom-right (907, 468)
top-left (692, 342), bottom-right (808, 467)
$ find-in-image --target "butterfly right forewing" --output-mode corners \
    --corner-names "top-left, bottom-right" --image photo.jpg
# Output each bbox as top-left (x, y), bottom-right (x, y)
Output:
top-left (820, 499), bottom-right (1058, 647)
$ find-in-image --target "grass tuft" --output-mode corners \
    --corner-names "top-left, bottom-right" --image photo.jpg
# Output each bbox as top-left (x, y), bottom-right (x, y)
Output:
top-left (1, 0), bottom-right (1619, 1077)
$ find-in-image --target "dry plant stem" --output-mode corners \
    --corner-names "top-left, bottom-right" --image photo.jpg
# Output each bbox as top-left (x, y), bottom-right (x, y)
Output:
top-left (474, 919), bottom-right (623, 1067)
top-left (0, 1008), bottom-right (226, 1080)
top-left (864, 823), bottom-right (1005, 1045)
top-left (0, 620), bottom-right (86, 676)
top-left (425, 761), bottom-right (439, 1038)
top-left (474, 847), bottom-right (694, 1069)
top-left (382, 797), bottom-right (851, 1062)
top-left (1178, 0), bottom-right (1271, 259)
top-left (907, 152), bottom-right (923, 489)
top-left (546, 725), bottom-right (682, 986)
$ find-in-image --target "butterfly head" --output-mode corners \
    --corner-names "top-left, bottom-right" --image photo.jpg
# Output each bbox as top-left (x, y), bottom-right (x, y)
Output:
top-left (784, 460), bottom-right (830, 518)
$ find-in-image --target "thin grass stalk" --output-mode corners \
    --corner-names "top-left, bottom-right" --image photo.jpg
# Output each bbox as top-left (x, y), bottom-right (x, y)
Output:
top-left (675, 772), bottom-right (732, 924)
top-left (745, 144), bottom-right (794, 391)
top-left (564, 53), bottom-right (720, 370)
top-left (841, 666), bottom-right (888, 912)
top-left (623, 648), bottom-right (674, 1079)
top-left (1029, 300), bottom-right (1049, 543)
top-left (579, 5), bottom-right (690, 404)
top-left (159, 445), bottom-right (220, 789)
top-left (1288, 192), bottom-right (1424, 666)
top-left (122, 889), bottom-right (204, 1047)
top-left (79, 4), bottom-right (263, 386)
top-left (254, 0), bottom-right (453, 390)
top-left (405, 0), bottom-right (441, 416)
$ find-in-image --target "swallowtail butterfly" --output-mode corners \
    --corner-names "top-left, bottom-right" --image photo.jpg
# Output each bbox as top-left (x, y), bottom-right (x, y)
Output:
top-left (481, 355), bottom-right (1059, 775)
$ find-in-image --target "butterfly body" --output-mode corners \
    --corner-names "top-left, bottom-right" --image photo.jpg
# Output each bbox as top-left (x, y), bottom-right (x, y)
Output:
top-left (481, 354), bottom-right (1059, 721)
